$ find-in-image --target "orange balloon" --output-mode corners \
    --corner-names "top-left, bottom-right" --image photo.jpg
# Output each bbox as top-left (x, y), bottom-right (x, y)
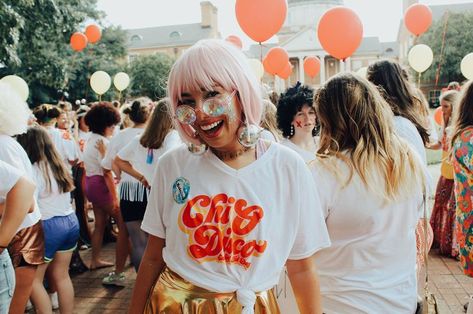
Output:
top-left (434, 107), bottom-right (443, 126)
top-left (264, 47), bottom-right (289, 75)
top-left (225, 35), bottom-right (243, 49)
top-left (263, 57), bottom-right (276, 76)
top-left (404, 4), bottom-right (432, 36)
top-left (235, 0), bottom-right (287, 43)
top-left (317, 7), bottom-right (363, 61)
top-left (85, 24), bottom-right (101, 44)
top-left (303, 56), bottom-right (321, 77)
top-left (278, 62), bottom-right (293, 80)
top-left (70, 32), bottom-right (88, 52)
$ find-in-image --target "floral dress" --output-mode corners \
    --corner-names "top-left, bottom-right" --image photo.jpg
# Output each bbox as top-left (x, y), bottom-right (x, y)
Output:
top-left (453, 127), bottom-right (473, 276)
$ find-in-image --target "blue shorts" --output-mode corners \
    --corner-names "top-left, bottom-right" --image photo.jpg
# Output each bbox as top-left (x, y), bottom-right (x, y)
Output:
top-left (42, 213), bottom-right (79, 262)
top-left (0, 250), bottom-right (15, 313)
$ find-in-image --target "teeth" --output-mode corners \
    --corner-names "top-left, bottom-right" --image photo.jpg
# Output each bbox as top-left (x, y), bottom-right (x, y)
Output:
top-left (201, 121), bottom-right (222, 131)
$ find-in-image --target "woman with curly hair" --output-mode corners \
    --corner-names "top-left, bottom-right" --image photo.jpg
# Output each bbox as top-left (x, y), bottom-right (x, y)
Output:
top-left (82, 102), bottom-right (122, 270)
top-left (277, 82), bottom-right (318, 162)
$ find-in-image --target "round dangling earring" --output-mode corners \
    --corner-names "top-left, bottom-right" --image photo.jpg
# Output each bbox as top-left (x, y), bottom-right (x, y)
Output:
top-left (290, 124), bottom-right (295, 136)
top-left (237, 123), bottom-right (261, 148)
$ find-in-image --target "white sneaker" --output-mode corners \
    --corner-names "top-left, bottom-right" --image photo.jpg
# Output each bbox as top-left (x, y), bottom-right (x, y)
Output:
top-left (102, 271), bottom-right (126, 287)
top-left (49, 292), bottom-right (59, 310)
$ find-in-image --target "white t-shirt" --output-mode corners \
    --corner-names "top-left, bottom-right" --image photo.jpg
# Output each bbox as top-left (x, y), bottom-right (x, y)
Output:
top-left (32, 163), bottom-right (74, 220)
top-left (311, 157), bottom-right (424, 314)
top-left (142, 142), bottom-right (330, 312)
top-left (117, 130), bottom-right (182, 184)
top-left (393, 116), bottom-right (426, 164)
top-left (280, 138), bottom-right (317, 163)
top-left (82, 133), bottom-right (108, 177)
top-left (0, 160), bottom-right (22, 198)
top-left (0, 135), bottom-right (41, 229)
top-left (45, 126), bottom-right (78, 167)
top-left (259, 129), bottom-right (278, 142)
top-left (77, 130), bottom-right (90, 161)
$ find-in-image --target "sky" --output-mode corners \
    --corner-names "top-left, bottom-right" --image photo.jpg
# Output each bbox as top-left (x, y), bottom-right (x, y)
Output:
top-left (97, 0), bottom-right (473, 49)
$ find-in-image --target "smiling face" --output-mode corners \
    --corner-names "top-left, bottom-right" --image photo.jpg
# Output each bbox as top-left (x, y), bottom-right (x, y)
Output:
top-left (292, 104), bottom-right (316, 136)
top-left (57, 112), bottom-right (69, 130)
top-left (178, 86), bottom-right (242, 152)
top-left (440, 99), bottom-right (452, 117)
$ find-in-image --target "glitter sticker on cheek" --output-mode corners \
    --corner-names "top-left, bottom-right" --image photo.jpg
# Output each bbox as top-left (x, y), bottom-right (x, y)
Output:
top-left (226, 98), bottom-right (238, 123)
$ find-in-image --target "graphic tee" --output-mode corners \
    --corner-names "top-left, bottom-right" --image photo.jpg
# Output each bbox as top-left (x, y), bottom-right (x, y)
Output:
top-left (142, 142), bottom-right (330, 312)
top-left (0, 135), bottom-right (41, 229)
top-left (311, 156), bottom-right (424, 313)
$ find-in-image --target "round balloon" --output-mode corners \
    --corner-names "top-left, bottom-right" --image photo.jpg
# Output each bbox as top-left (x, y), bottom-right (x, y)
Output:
top-left (264, 47), bottom-right (289, 75)
top-left (225, 35), bottom-right (243, 49)
top-left (113, 72), bottom-right (130, 91)
top-left (90, 71), bottom-right (111, 95)
top-left (0, 75), bottom-right (29, 102)
top-left (235, 0), bottom-right (287, 43)
top-left (461, 53), bottom-right (473, 80)
top-left (85, 24), bottom-right (102, 44)
top-left (433, 107), bottom-right (443, 126)
top-left (404, 4), bottom-right (432, 36)
top-left (70, 32), bottom-right (88, 52)
top-left (317, 7), bottom-right (363, 61)
top-left (408, 44), bottom-right (433, 73)
top-left (248, 59), bottom-right (264, 80)
top-left (303, 56), bottom-right (321, 77)
top-left (278, 62), bottom-right (293, 80)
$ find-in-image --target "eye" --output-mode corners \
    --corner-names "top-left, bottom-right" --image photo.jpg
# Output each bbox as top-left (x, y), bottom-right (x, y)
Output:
top-left (205, 91), bottom-right (220, 99)
top-left (179, 99), bottom-right (195, 107)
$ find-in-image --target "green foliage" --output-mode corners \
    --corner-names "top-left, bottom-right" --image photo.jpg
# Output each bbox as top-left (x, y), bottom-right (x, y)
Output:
top-left (128, 54), bottom-right (174, 100)
top-left (419, 11), bottom-right (473, 85)
top-left (0, 0), bottom-right (128, 105)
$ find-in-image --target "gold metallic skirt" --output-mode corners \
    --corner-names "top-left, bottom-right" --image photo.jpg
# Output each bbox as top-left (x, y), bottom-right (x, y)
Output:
top-left (144, 267), bottom-right (280, 314)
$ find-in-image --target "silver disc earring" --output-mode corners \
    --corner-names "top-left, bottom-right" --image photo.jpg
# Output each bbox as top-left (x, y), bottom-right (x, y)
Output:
top-left (238, 124), bottom-right (261, 147)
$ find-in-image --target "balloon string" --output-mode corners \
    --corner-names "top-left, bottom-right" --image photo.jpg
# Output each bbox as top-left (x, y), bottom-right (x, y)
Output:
top-left (435, 11), bottom-right (450, 87)
top-left (259, 42), bottom-right (263, 62)
top-left (99, 94), bottom-right (102, 102)
top-left (418, 72), bottom-right (422, 88)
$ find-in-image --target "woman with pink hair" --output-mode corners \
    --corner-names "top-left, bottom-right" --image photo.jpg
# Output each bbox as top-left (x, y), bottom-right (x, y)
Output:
top-left (129, 39), bottom-right (330, 314)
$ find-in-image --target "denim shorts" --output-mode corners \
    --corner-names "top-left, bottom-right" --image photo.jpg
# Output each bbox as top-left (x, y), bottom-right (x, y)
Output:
top-left (42, 213), bottom-right (80, 262)
top-left (0, 250), bottom-right (15, 314)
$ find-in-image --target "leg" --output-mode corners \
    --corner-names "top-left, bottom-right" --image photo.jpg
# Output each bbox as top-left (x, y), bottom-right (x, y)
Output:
top-left (112, 212), bottom-right (129, 274)
top-left (90, 205), bottom-right (113, 269)
top-left (30, 263), bottom-right (52, 314)
top-left (9, 265), bottom-right (37, 313)
top-left (126, 220), bottom-right (148, 272)
top-left (49, 252), bottom-right (74, 314)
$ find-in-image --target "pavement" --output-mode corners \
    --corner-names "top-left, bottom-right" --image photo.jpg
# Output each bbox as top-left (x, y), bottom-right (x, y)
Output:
top-left (69, 162), bottom-right (473, 314)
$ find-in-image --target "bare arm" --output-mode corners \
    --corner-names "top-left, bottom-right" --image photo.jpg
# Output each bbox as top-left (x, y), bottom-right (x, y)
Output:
top-left (114, 156), bottom-right (149, 187)
top-left (426, 141), bottom-right (442, 150)
top-left (129, 235), bottom-right (166, 314)
top-left (0, 177), bottom-right (35, 249)
top-left (103, 169), bottom-right (119, 212)
top-left (286, 256), bottom-right (323, 314)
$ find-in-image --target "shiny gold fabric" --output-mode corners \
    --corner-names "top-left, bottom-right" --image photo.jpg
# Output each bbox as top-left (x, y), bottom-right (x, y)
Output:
top-left (144, 267), bottom-right (280, 314)
top-left (8, 221), bottom-right (45, 267)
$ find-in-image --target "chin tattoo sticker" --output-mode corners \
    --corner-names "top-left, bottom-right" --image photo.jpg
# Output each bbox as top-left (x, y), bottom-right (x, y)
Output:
top-left (172, 177), bottom-right (190, 204)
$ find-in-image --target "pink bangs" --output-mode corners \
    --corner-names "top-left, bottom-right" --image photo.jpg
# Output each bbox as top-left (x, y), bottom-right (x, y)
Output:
top-left (167, 39), bottom-right (263, 144)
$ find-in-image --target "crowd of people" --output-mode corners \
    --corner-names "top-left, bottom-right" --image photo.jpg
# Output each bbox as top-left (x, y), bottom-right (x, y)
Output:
top-left (0, 38), bottom-right (472, 313)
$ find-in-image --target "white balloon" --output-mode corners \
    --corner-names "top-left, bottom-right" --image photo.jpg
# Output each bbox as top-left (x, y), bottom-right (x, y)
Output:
top-left (408, 44), bottom-right (433, 73)
top-left (461, 53), bottom-right (473, 80)
top-left (90, 71), bottom-right (111, 95)
top-left (248, 59), bottom-right (264, 80)
top-left (113, 72), bottom-right (130, 91)
top-left (355, 67), bottom-right (368, 78)
top-left (0, 75), bottom-right (29, 102)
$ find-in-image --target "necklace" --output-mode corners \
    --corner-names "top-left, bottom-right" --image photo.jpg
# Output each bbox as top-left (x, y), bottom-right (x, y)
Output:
top-left (211, 146), bottom-right (252, 161)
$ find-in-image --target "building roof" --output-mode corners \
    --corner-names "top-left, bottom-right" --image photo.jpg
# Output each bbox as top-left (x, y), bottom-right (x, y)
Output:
top-left (127, 23), bottom-right (213, 49)
top-left (430, 2), bottom-right (473, 20)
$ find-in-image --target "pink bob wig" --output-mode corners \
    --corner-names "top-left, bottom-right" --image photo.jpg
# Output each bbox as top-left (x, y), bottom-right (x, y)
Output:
top-left (167, 39), bottom-right (263, 144)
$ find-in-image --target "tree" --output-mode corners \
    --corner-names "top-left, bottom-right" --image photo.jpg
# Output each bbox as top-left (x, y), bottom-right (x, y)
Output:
top-left (0, 0), bottom-right (128, 105)
top-left (127, 53), bottom-right (174, 100)
top-left (419, 11), bottom-right (473, 85)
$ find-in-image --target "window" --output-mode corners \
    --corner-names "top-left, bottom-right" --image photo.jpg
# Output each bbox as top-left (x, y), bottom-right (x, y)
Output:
top-left (169, 31), bottom-right (182, 39)
top-left (131, 35), bottom-right (142, 42)
top-left (429, 89), bottom-right (441, 108)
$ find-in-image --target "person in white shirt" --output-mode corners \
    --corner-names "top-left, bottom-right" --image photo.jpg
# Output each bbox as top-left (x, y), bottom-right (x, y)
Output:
top-left (115, 98), bottom-right (181, 272)
top-left (311, 73), bottom-right (427, 313)
top-left (259, 100), bottom-right (281, 142)
top-left (0, 160), bottom-right (36, 313)
top-left (0, 82), bottom-right (45, 313)
top-left (82, 102), bottom-right (121, 271)
top-left (17, 126), bottom-right (79, 314)
top-left (129, 39), bottom-right (330, 314)
top-left (99, 97), bottom-right (151, 286)
top-left (277, 82), bottom-right (318, 163)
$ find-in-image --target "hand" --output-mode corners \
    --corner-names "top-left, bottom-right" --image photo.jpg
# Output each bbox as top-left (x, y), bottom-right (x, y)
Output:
top-left (112, 198), bottom-right (120, 215)
top-left (95, 139), bottom-right (106, 158)
top-left (138, 175), bottom-right (150, 188)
